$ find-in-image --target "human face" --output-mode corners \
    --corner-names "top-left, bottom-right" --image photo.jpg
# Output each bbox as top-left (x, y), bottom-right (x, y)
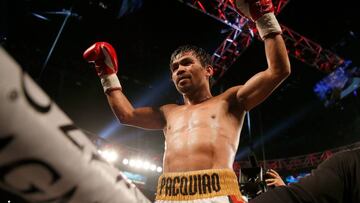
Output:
top-left (170, 52), bottom-right (210, 94)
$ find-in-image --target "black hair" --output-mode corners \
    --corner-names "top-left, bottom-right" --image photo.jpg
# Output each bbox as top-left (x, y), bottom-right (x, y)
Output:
top-left (169, 45), bottom-right (212, 69)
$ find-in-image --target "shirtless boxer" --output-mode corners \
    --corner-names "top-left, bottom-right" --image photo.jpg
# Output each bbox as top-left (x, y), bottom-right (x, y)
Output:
top-left (83, 0), bottom-right (290, 202)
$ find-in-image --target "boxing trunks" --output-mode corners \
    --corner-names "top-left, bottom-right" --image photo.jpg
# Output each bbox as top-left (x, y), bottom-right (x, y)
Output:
top-left (155, 168), bottom-right (245, 203)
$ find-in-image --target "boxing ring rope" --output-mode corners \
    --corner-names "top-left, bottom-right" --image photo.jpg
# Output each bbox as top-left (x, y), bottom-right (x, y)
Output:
top-left (234, 140), bottom-right (360, 173)
top-left (0, 47), bottom-right (150, 202)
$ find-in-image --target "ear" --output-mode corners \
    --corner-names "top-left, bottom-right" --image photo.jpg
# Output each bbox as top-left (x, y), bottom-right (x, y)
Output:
top-left (205, 65), bottom-right (214, 78)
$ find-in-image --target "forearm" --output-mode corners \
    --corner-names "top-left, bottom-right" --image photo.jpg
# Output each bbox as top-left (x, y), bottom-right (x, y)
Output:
top-left (264, 34), bottom-right (291, 76)
top-left (106, 90), bottom-right (135, 124)
top-left (106, 90), bottom-right (166, 129)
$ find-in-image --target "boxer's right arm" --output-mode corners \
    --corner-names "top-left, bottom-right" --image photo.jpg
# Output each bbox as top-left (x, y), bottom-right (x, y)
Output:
top-left (106, 91), bottom-right (166, 129)
top-left (83, 42), bottom-right (166, 130)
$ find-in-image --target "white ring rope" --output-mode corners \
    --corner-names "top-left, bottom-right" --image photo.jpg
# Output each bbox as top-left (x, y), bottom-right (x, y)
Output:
top-left (0, 47), bottom-right (150, 203)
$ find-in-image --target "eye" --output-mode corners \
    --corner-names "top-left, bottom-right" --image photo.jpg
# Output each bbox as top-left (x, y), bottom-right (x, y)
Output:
top-left (180, 59), bottom-right (192, 66)
top-left (171, 63), bottom-right (179, 72)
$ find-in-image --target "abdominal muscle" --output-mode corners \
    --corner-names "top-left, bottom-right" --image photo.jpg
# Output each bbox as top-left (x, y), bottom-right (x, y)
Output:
top-left (163, 125), bottom-right (239, 172)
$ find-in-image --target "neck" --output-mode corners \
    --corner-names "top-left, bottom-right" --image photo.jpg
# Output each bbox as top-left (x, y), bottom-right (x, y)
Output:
top-left (183, 89), bottom-right (212, 105)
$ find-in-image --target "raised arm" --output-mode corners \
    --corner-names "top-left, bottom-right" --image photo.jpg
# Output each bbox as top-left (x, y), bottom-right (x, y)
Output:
top-left (233, 0), bottom-right (291, 110)
top-left (83, 42), bottom-right (166, 130)
top-left (237, 34), bottom-right (290, 110)
top-left (106, 90), bottom-right (166, 130)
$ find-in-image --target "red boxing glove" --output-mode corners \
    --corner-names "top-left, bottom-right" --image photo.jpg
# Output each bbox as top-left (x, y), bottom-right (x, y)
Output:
top-left (83, 42), bottom-right (122, 93)
top-left (83, 42), bottom-right (118, 76)
top-left (232, 0), bottom-right (281, 40)
top-left (231, 0), bottom-right (274, 21)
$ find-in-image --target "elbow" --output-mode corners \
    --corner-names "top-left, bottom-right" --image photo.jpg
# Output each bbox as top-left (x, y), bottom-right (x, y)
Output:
top-left (285, 63), bottom-right (291, 76)
top-left (276, 64), bottom-right (291, 79)
top-left (282, 67), bottom-right (291, 78)
top-left (116, 111), bottom-right (134, 125)
top-left (117, 116), bottom-right (129, 124)
top-left (283, 60), bottom-right (291, 76)
top-left (278, 70), bottom-right (290, 83)
top-left (270, 57), bottom-right (291, 78)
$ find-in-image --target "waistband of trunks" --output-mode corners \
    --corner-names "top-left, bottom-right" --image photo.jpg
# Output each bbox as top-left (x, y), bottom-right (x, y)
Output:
top-left (155, 168), bottom-right (242, 201)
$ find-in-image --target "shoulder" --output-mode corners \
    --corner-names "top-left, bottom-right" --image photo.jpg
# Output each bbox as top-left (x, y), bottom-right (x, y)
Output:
top-left (160, 103), bottom-right (180, 113)
top-left (218, 85), bottom-right (245, 112)
top-left (219, 85), bottom-right (243, 99)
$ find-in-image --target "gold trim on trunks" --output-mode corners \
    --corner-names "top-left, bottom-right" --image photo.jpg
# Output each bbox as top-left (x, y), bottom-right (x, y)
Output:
top-left (155, 168), bottom-right (242, 201)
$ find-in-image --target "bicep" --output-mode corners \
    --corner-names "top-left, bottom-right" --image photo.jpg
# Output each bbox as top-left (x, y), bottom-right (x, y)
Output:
top-left (106, 91), bottom-right (166, 130)
top-left (236, 69), bottom-right (287, 111)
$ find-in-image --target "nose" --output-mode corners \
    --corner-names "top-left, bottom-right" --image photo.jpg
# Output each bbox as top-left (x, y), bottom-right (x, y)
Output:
top-left (176, 65), bottom-right (186, 75)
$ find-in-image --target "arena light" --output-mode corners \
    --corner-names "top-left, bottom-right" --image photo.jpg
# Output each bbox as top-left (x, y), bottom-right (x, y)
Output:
top-left (129, 159), bottom-right (136, 167)
top-left (98, 148), bottom-right (119, 163)
top-left (143, 161), bottom-right (150, 170)
top-left (122, 158), bottom-right (129, 165)
top-left (314, 60), bottom-right (360, 107)
top-left (134, 159), bottom-right (143, 168)
top-left (123, 158), bottom-right (162, 173)
top-left (150, 164), bottom-right (156, 171)
top-left (285, 172), bottom-right (310, 184)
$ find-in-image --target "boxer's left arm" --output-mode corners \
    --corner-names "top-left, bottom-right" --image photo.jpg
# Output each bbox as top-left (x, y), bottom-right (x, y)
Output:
top-left (231, 0), bottom-right (290, 111)
top-left (236, 34), bottom-right (290, 111)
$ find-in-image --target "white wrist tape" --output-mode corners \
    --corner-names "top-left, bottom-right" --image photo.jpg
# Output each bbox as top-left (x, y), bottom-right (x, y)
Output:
top-left (100, 74), bottom-right (122, 93)
top-left (256, 12), bottom-right (282, 40)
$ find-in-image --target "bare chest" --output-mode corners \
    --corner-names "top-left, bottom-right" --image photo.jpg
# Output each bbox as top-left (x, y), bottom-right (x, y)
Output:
top-left (164, 101), bottom-right (230, 135)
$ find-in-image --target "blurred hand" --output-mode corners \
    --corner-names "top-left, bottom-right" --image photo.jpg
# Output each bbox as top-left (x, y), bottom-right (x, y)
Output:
top-left (265, 169), bottom-right (286, 187)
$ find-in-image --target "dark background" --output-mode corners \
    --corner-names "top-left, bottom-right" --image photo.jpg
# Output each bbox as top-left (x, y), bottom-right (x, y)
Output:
top-left (1, 0), bottom-right (360, 201)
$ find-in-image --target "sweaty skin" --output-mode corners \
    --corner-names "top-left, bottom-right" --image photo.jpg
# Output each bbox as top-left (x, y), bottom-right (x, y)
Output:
top-left (105, 34), bottom-right (290, 173)
top-left (162, 95), bottom-right (246, 172)
top-left (162, 51), bottom-right (246, 172)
